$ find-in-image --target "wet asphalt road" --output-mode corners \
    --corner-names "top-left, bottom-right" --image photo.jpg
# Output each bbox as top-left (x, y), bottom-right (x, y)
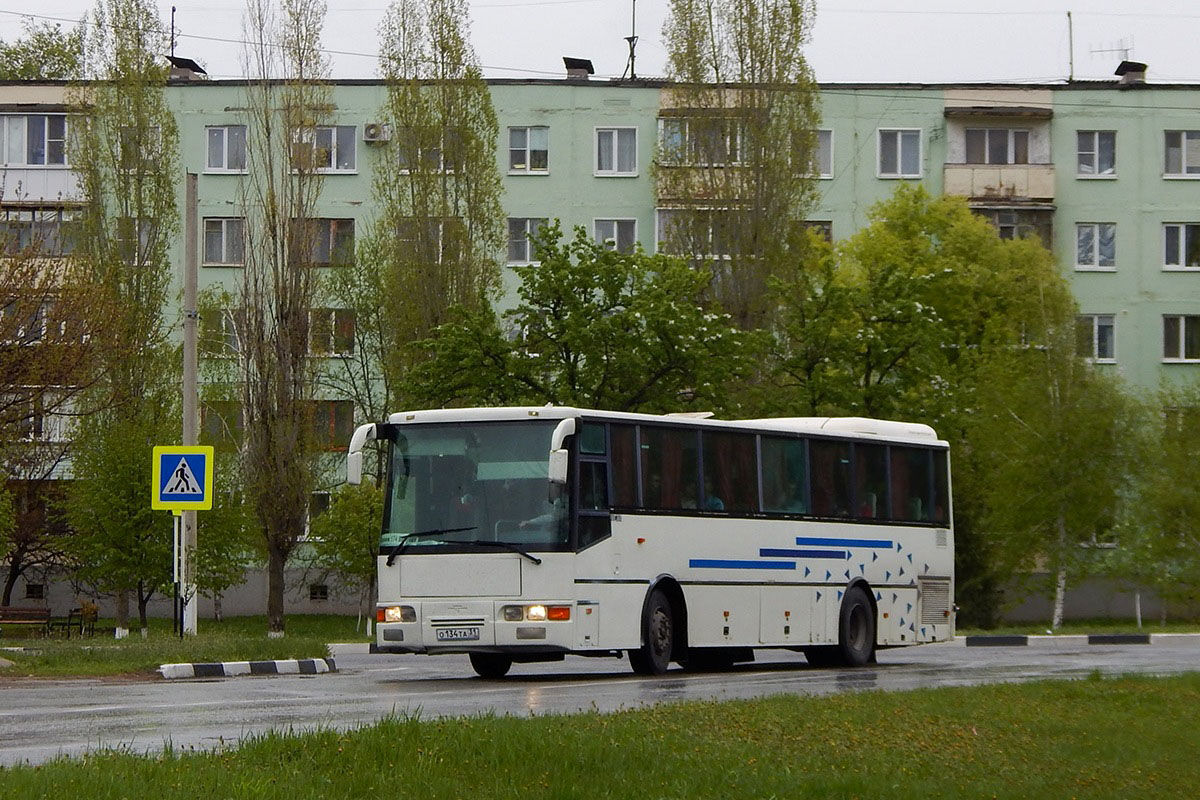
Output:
top-left (1, 637), bottom-right (1197, 766)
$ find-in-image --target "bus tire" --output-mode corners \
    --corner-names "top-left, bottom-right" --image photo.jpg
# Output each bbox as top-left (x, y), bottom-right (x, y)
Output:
top-left (469, 652), bottom-right (513, 679)
top-left (837, 585), bottom-right (876, 667)
top-left (629, 590), bottom-right (674, 675)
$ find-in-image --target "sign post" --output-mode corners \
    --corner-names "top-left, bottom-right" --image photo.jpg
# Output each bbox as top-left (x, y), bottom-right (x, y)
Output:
top-left (152, 445), bottom-right (213, 636)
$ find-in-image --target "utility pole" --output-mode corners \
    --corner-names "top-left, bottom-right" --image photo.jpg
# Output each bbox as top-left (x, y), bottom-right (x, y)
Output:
top-left (182, 172), bottom-right (199, 635)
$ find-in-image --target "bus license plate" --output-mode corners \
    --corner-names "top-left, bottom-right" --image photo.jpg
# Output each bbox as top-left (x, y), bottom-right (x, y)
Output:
top-left (436, 627), bottom-right (480, 642)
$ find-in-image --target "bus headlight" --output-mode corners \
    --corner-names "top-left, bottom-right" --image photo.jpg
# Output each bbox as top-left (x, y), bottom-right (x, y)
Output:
top-left (526, 604), bottom-right (548, 621)
top-left (501, 605), bottom-right (524, 622)
top-left (382, 605), bottom-right (416, 623)
top-left (500, 604), bottom-right (570, 621)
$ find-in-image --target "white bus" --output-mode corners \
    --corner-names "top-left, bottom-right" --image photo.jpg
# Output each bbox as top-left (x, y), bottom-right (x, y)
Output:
top-left (347, 406), bottom-right (953, 678)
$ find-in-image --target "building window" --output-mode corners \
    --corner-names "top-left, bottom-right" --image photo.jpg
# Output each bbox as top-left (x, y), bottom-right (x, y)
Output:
top-left (878, 129), bottom-right (920, 177)
top-left (309, 584), bottom-right (329, 601)
top-left (1164, 315), bottom-right (1200, 361)
top-left (814, 129), bottom-right (832, 177)
top-left (1164, 131), bottom-right (1200, 177)
top-left (308, 308), bottom-right (355, 356)
top-left (292, 218), bottom-right (354, 266)
top-left (312, 400), bottom-right (355, 450)
top-left (804, 220), bottom-right (833, 242)
top-left (206, 125), bottom-right (247, 172)
top-left (594, 219), bottom-right (637, 253)
top-left (1164, 224), bottom-right (1200, 269)
top-left (1076, 314), bottom-right (1115, 362)
top-left (595, 127), bottom-right (637, 176)
top-left (1075, 223), bottom-right (1115, 270)
top-left (1077, 130), bottom-right (1115, 176)
top-left (965, 128), bottom-right (1029, 165)
top-left (200, 308), bottom-right (241, 357)
top-left (202, 400), bottom-right (244, 446)
top-left (656, 208), bottom-right (740, 258)
top-left (309, 492), bottom-right (331, 519)
top-left (657, 117), bottom-right (742, 167)
top-left (0, 207), bottom-right (77, 256)
top-left (292, 125), bottom-right (356, 172)
top-left (507, 217), bottom-right (546, 264)
top-left (1, 114), bottom-right (68, 166)
top-left (509, 126), bottom-right (548, 173)
top-left (202, 218), bottom-right (244, 266)
top-left (24, 582), bottom-right (45, 600)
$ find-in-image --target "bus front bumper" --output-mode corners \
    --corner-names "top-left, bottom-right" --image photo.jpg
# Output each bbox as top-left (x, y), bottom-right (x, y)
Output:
top-left (376, 599), bottom-right (577, 653)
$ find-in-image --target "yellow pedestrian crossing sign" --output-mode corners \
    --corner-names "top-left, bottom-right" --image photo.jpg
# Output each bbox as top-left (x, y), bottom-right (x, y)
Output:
top-left (152, 446), bottom-right (215, 511)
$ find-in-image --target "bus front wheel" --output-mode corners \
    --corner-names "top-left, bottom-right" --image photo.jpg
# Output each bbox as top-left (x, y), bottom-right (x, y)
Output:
top-left (469, 652), bottom-right (513, 679)
top-left (629, 590), bottom-right (674, 675)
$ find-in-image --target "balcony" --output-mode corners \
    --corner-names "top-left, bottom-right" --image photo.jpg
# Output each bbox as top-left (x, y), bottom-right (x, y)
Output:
top-left (943, 164), bottom-right (1054, 202)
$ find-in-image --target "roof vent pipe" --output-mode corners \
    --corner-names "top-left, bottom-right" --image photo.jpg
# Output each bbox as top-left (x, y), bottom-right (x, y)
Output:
top-left (1115, 60), bottom-right (1147, 86)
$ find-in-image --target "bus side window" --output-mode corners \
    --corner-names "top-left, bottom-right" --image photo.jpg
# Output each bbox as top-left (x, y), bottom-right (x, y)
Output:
top-left (640, 426), bottom-right (698, 511)
top-left (890, 447), bottom-right (932, 522)
top-left (933, 450), bottom-right (949, 524)
top-left (810, 440), bottom-right (851, 517)
top-left (610, 424), bottom-right (638, 507)
top-left (760, 436), bottom-right (807, 514)
top-left (854, 444), bottom-right (888, 520)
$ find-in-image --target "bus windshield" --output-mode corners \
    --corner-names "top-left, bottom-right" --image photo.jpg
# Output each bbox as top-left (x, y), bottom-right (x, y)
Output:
top-left (380, 420), bottom-right (568, 553)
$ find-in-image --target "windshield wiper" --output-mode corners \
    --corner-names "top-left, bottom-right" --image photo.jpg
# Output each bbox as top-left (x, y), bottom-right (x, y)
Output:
top-left (462, 540), bottom-right (543, 565)
top-left (384, 526), bottom-right (477, 566)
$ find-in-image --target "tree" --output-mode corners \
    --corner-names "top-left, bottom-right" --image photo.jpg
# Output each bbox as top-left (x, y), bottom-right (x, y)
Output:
top-left (966, 287), bottom-right (1141, 630)
top-left (0, 20), bottom-right (84, 80)
top-left (65, 0), bottom-right (179, 632)
top-left (325, 0), bottom-right (504, 429)
top-left (235, 0), bottom-right (331, 635)
top-left (658, 0), bottom-right (822, 327)
top-left (1111, 384), bottom-right (1200, 622)
top-left (411, 224), bottom-right (750, 414)
top-left (66, 409), bottom-right (175, 631)
top-left (307, 481), bottom-right (383, 628)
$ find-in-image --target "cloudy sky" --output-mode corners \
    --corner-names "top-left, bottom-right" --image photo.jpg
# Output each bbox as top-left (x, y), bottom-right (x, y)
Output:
top-left (2, 0), bottom-right (1198, 83)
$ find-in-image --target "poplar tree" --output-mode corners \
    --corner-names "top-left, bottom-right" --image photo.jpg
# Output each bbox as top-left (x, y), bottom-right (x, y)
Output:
top-left (325, 0), bottom-right (503, 426)
top-left (236, 0), bottom-right (331, 635)
top-left (658, 0), bottom-right (822, 328)
top-left (65, 0), bottom-right (179, 632)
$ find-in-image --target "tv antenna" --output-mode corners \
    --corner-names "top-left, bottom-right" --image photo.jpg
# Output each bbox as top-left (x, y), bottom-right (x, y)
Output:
top-left (170, 5), bottom-right (177, 58)
top-left (621, 0), bottom-right (638, 80)
top-left (1090, 36), bottom-right (1134, 63)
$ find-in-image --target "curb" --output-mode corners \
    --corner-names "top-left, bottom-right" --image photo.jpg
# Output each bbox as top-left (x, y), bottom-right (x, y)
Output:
top-left (327, 642), bottom-right (372, 656)
top-left (159, 657), bottom-right (336, 680)
top-left (953, 633), bottom-right (1200, 647)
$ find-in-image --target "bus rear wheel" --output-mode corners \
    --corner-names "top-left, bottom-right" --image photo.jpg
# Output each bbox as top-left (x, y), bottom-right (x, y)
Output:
top-left (469, 652), bottom-right (513, 679)
top-left (837, 586), bottom-right (876, 667)
top-left (629, 590), bottom-right (674, 675)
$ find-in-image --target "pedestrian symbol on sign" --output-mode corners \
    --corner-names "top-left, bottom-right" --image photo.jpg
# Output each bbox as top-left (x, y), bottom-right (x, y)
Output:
top-left (166, 458), bottom-right (202, 495)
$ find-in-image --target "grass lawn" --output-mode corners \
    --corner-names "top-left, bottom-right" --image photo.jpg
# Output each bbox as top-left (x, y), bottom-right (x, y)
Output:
top-left (0, 614), bottom-right (370, 678)
top-left (1, 673), bottom-right (1196, 798)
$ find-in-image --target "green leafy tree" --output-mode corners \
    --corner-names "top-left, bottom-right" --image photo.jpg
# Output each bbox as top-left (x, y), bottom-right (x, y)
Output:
top-left (66, 409), bottom-right (175, 631)
top-left (66, 0), bottom-right (179, 631)
top-left (308, 482), bottom-right (383, 625)
top-left (658, 0), bottom-right (822, 327)
top-left (325, 0), bottom-right (504, 432)
top-left (0, 20), bottom-right (84, 80)
top-left (411, 224), bottom-right (749, 413)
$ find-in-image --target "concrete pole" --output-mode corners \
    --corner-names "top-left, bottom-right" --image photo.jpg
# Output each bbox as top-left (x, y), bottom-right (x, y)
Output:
top-left (182, 172), bottom-right (199, 635)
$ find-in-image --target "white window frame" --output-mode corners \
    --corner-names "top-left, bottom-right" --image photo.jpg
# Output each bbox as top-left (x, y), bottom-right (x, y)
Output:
top-left (595, 126), bottom-right (638, 177)
top-left (508, 126), bottom-right (549, 174)
top-left (964, 128), bottom-right (1030, 165)
top-left (0, 114), bottom-right (69, 167)
top-left (507, 217), bottom-right (547, 264)
top-left (0, 207), bottom-right (77, 256)
top-left (877, 128), bottom-right (921, 178)
top-left (1164, 130), bottom-right (1200, 178)
top-left (205, 124), bottom-right (247, 173)
top-left (1077, 130), bottom-right (1116, 177)
top-left (1163, 223), bottom-right (1200, 270)
top-left (308, 308), bottom-right (355, 357)
top-left (1077, 314), bottom-right (1116, 363)
top-left (656, 117), bottom-right (744, 168)
top-left (1075, 222), bottom-right (1116, 271)
top-left (655, 207), bottom-right (738, 259)
top-left (202, 217), bottom-right (245, 266)
top-left (202, 308), bottom-right (241, 358)
top-left (594, 218), bottom-right (638, 253)
top-left (814, 129), bottom-right (833, 178)
top-left (1163, 314), bottom-right (1200, 362)
top-left (293, 125), bottom-right (357, 173)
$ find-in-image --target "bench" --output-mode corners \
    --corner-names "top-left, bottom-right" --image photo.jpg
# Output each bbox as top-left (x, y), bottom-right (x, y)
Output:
top-left (0, 605), bottom-right (51, 637)
top-left (52, 607), bottom-right (96, 639)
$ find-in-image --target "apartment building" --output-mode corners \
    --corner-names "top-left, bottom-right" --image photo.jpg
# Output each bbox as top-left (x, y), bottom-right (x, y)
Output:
top-left (3, 67), bottom-right (1198, 615)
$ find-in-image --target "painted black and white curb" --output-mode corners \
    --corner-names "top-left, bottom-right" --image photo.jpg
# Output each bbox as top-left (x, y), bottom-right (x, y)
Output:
top-left (954, 633), bottom-right (1200, 647)
top-left (159, 657), bottom-right (336, 680)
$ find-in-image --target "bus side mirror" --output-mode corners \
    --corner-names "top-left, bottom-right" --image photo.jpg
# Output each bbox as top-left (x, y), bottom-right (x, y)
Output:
top-left (346, 423), bottom-right (378, 485)
top-left (548, 418), bottom-right (576, 485)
